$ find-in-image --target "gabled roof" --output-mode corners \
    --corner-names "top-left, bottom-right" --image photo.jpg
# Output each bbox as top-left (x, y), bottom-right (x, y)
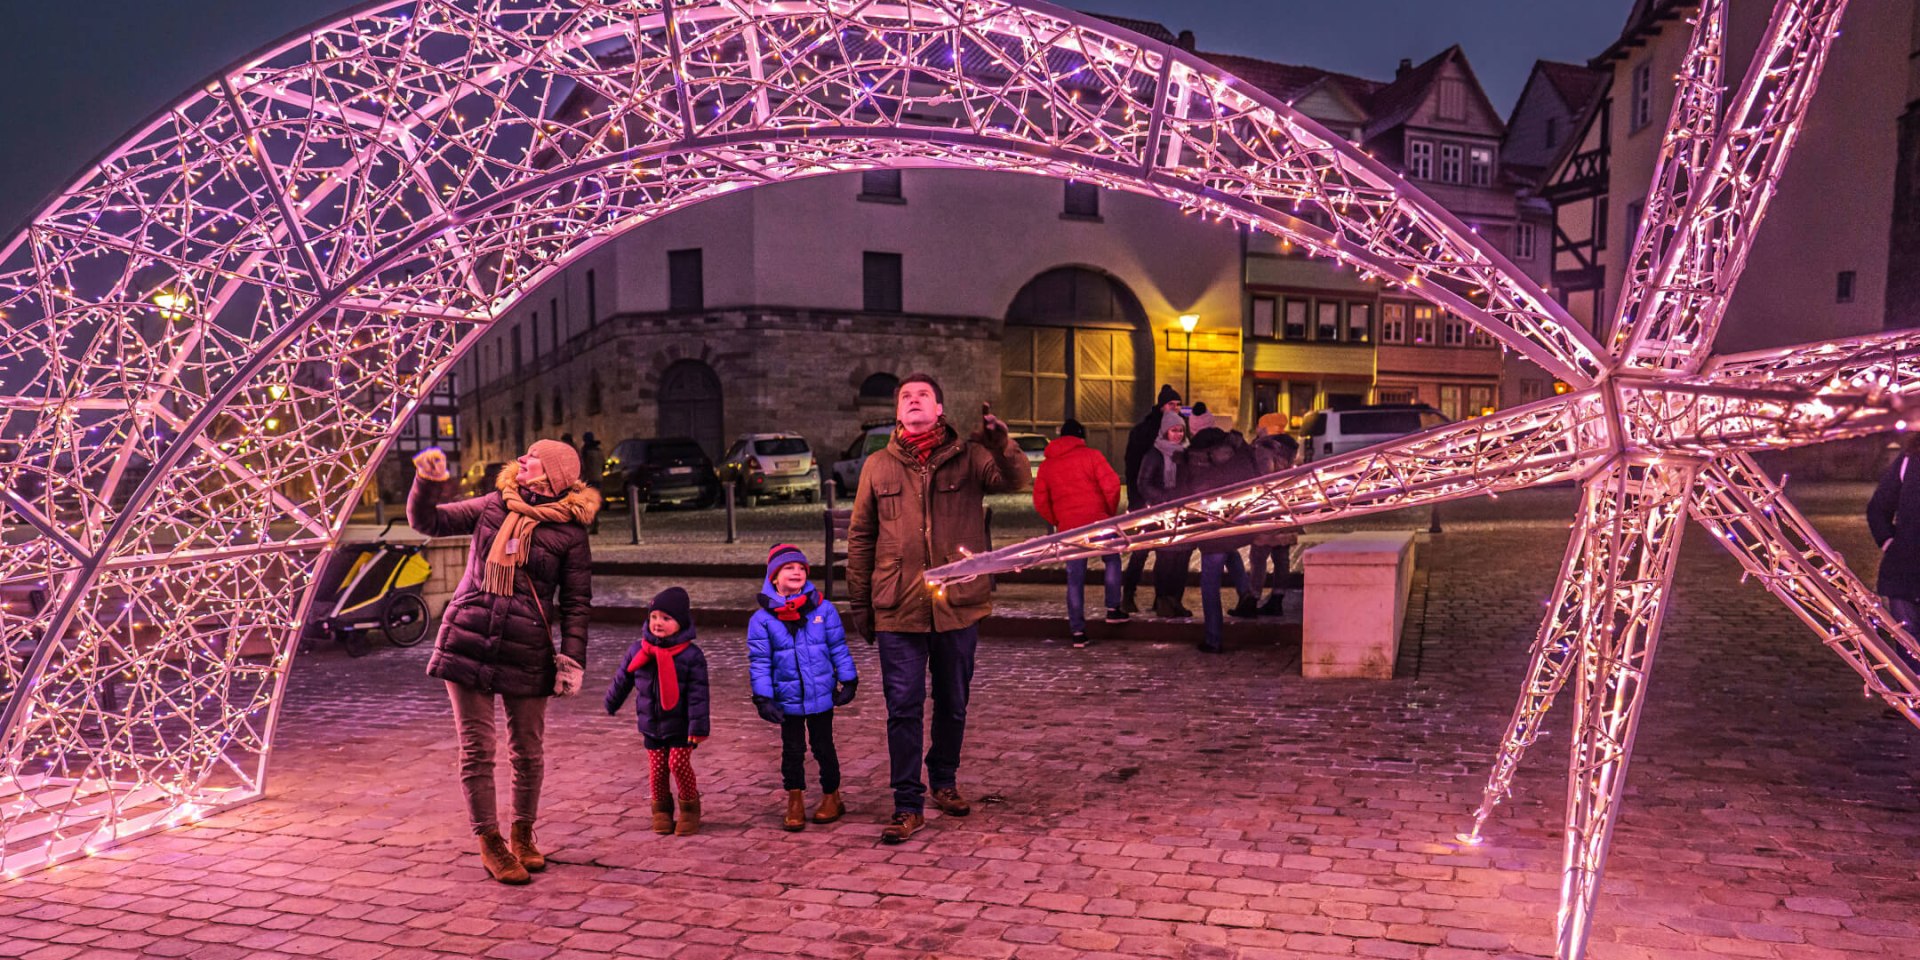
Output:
top-left (1362, 45), bottom-right (1504, 141)
top-left (1083, 12), bottom-right (1178, 46)
top-left (1536, 60), bottom-right (1607, 112)
top-left (1593, 0), bottom-right (1695, 66)
top-left (1197, 51), bottom-right (1382, 109)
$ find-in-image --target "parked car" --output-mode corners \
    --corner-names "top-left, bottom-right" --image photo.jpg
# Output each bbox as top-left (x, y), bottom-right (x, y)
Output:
top-left (600, 437), bottom-right (721, 509)
top-left (831, 420), bottom-right (896, 497)
top-left (717, 432), bottom-right (820, 506)
top-left (461, 460), bottom-right (506, 498)
top-left (1009, 432), bottom-right (1049, 474)
top-left (1298, 404), bottom-right (1450, 463)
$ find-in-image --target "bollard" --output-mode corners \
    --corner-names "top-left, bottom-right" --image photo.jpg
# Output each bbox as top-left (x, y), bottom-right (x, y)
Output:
top-left (1428, 503), bottom-right (1443, 534)
top-left (628, 485), bottom-right (644, 544)
top-left (823, 468), bottom-right (837, 510)
top-left (723, 484), bottom-right (737, 544)
top-left (373, 497), bottom-right (387, 528)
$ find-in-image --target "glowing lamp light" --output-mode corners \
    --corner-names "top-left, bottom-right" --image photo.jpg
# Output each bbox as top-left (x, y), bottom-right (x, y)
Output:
top-left (151, 290), bottom-right (192, 321)
top-left (1178, 313), bottom-right (1199, 334)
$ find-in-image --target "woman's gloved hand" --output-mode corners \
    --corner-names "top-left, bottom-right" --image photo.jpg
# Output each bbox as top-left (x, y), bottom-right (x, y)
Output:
top-left (553, 654), bottom-right (585, 696)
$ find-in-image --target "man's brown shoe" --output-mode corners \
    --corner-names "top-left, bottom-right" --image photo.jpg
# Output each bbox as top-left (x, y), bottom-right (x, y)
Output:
top-left (783, 789), bottom-right (807, 831)
top-left (478, 829), bottom-right (531, 884)
top-left (811, 791), bottom-right (845, 824)
top-left (930, 787), bottom-right (971, 817)
top-left (509, 821), bottom-right (546, 872)
top-left (651, 797), bottom-right (675, 835)
top-left (880, 810), bottom-right (924, 844)
top-left (675, 798), bottom-right (702, 836)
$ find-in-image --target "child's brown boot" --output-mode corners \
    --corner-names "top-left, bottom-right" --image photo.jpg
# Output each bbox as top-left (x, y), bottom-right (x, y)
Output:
top-left (675, 798), bottom-right (702, 836)
top-left (783, 790), bottom-right (807, 831)
top-left (811, 791), bottom-right (845, 824)
top-left (651, 796), bottom-right (675, 835)
top-left (478, 829), bottom-right (531, 884)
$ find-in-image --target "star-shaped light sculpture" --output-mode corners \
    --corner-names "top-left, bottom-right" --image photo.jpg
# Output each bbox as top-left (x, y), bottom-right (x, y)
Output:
top-left (929, 1), bottom-right (1920, 955)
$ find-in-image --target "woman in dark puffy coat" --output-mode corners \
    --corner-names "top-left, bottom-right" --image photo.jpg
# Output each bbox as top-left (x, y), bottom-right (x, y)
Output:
top-left (408, 439), bottom-right (598, 885)
top-left (1177, 425), bottom-right (1261, 653)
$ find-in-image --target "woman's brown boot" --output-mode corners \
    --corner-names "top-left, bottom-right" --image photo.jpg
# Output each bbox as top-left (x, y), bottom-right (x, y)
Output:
top-left (651, 796), bottom-right (675, 835)
top-left (674, 798), bottom-right (702, 836)
top-left (783, 790), bottom-right (807, 831)
top-left (478, 829), bottom-right (531, 884)
top-left (811, 791), bottom-right (845, 824)
top-left (509, 821), bottom-right (545, 872)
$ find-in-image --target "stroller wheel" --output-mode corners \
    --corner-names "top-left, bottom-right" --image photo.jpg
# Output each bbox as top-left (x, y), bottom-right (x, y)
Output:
top-left (338, 629), bottom-right (372, 658)
top-left (384, 593), bottom-right (430, 647)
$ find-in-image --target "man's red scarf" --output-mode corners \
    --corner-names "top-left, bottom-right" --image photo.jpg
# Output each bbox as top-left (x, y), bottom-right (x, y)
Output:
top-left (897, 420), bottom-right (948, 464)
top-left (628, 641), bottom-right (692, 709)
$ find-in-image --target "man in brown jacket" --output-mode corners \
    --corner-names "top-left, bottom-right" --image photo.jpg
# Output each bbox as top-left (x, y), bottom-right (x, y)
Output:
top-left (847, 373), bottom-right (1029, 843)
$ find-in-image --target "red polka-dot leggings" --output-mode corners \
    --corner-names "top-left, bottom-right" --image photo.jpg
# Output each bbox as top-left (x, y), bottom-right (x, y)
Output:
top-left (648, 747), bottom-right (698, 802)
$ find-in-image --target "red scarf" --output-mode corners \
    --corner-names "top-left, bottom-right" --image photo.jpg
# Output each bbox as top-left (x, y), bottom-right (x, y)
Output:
top-left (627, 641), bottom-right (692, 710)
top-left (897, 421), bottom-right (947, 464)
top-left (769, 593), bottom-right (809, 622)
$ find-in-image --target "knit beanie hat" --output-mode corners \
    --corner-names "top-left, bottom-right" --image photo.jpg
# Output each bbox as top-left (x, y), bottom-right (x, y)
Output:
top-left (1159, 408), bottom-right (1187, 439)
top-left (1059, 418), bottom-right (1086, 439)
top-left (649, 586), bottom-right (693, 634)
top-left (1187, 410), bottom-right (1216, 434)
top-left (1156, 384), bottom-right (1182, 406)
top-left (529, 438), bottom-right (582, 492)
top-left (766, 543), bottom-right (809, 583)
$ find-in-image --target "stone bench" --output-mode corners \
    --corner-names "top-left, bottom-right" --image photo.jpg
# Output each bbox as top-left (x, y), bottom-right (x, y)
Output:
top-left (1301, 531), bottom-right (1417, 679)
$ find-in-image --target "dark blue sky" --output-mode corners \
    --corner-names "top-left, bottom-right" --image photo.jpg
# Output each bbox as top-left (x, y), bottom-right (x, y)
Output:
top-left (0, 1), bottom-right (1624, 235)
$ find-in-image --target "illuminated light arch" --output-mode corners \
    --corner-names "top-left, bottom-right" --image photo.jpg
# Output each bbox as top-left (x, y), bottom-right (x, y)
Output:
top-left (0, 0), bottom-right (1879, 955)
top-left (930, 1), bottom-right (1920, 956)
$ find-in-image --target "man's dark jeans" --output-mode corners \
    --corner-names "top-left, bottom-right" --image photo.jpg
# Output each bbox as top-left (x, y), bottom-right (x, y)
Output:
top-left (877, 626), bottom-right (978, 813)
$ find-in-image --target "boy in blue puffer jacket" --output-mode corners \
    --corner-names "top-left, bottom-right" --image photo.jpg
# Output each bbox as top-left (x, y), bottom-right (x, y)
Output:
top-left (748, 544), bottom-right (858, 831)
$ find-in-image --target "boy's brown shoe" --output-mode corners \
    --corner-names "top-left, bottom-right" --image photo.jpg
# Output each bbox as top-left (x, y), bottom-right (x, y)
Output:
top-left (651, 797), bottom-right (675, 835)
top-left (931, 787), bottom-right (971, 817)
top-left (509, 821), bottom-right (546, 872)
top-left (675, 798), bottom-right (702, 836)
top-left (880, 810), bottom-right (924, 844)
top-left (784, 790), bottom-right (807, 831)
top-left (478, 829), bottom-right (531, 884)
top-left (811, 791), bottom-right (845, 824)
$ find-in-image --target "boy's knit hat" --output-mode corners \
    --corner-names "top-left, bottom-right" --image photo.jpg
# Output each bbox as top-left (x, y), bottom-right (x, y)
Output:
top-left (649, 586), bottom-right (692, 633)
top-left (767, 543), bottom-right (809, 582)
top-left (1059, 418), bottom-right (1086, 439)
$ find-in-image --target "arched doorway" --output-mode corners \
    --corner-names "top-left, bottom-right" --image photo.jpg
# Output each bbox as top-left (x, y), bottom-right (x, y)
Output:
top-left (1002, 268), bottom-right (1150, 465)
top-left (0, 0), bottom-right (1595, 876)
top-left (657, 360), bottom-right (724, 458)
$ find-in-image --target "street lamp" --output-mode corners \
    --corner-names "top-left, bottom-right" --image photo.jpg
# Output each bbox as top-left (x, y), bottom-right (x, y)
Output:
top-left (1177, 314), bottom-right (1199, 400)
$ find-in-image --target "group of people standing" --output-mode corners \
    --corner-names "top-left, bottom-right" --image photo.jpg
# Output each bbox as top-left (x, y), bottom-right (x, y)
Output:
top-left (405, 372), bottom-right (1027, 883)
top-left (1033, 384), bottom-right (1298, 653)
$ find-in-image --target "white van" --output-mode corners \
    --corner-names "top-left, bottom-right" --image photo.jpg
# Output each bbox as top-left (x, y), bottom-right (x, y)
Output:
top-left (1298, 404), bottom-right (1450, 463)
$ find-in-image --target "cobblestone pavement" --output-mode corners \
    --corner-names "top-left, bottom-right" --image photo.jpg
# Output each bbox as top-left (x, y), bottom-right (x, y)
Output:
top-left (6, 487), bottom-right (1918, 960)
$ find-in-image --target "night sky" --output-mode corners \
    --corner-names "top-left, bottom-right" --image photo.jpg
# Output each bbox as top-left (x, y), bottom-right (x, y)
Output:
top-left (0, 1), bottom-right (1624, 235)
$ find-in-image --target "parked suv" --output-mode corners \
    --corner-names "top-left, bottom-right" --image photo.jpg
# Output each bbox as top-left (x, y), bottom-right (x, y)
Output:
top-left (718, 432), bottom-right (820, 506)
top-left (600, 437), bottom-right (721, 508)
top-left (831, 420), bottom-right (895, 497)
top-left (1298, 404), bottom-right (1450, 463)
top-left (1009, 432), bottom-right (1050, 475)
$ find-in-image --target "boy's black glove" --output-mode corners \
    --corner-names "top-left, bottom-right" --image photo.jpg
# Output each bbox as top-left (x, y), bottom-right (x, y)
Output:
top-left (832, 679), bottom-right (858, 706)
top-left (753, 695), bottom-right (784, 724)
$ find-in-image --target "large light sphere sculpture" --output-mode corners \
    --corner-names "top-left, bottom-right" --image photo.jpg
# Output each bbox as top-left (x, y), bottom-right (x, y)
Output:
top-left (0, 1), bottom-right (1900, 957)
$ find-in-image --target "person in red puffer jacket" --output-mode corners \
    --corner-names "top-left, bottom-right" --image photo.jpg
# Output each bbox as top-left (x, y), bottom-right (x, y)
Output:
top-left (1032, 419), bottom-right (1124, 647)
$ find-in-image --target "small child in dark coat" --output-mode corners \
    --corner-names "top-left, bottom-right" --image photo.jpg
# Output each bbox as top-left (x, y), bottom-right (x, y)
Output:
top-left (605, 586), bottom-right (710, 836)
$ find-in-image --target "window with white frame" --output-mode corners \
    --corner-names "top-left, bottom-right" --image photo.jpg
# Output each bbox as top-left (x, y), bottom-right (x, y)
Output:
top-left (1251, 297), bottom-right (1276, 338)
top-left (1316, 301), bottom-right (1340, 340)
top-left (1347, 303), bottom-right (1371, 343)
top-left (1411, 305), bottom-right (1436, 344)
top-left (1514, 222), bottom-right (1537, 260)
top-left (1407, 139), bottom-right (1433, 180)
top-left (1442, 313), bottom-right (1468, 347)
top-left (1380, 303), bottom-right (1406, 343)
top-left (1631, 61), bottom-right (1653, 131)
top-left (1439, 143), bottom-right (1463, 183)
top-left (1468, 146), bottom-right (1493, 187)
top-left (1471, 326), bottom-right (1495, 348)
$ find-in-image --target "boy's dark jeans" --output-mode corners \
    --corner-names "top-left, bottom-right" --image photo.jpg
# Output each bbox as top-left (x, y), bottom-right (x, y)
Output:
top-left (780, 710), bottom-right (840, 792)
top-left (877, 626), bottom-right (978, 813)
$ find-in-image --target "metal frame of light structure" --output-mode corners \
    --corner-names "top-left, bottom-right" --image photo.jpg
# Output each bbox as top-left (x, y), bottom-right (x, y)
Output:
top-left (930, 0), bottom-right (1920, 955)
top-left (0, 0), bottom-right (1884, 953)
